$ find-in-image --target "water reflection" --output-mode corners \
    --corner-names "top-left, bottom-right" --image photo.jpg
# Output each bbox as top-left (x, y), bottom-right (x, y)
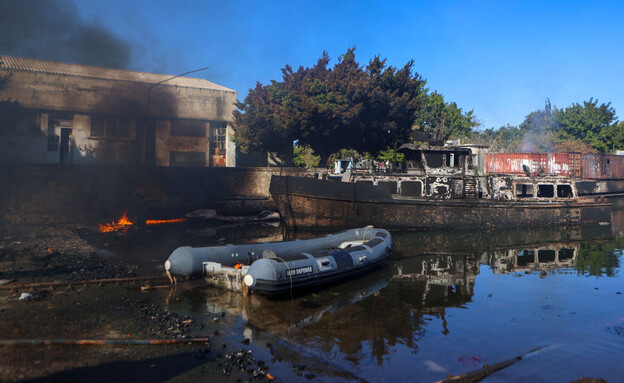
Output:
top-left (171, 223), bottom-right (623, 381)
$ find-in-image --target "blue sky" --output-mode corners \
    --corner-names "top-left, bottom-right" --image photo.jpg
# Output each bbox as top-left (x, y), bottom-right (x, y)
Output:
top-left (71, 0), bottom-right (624, 130)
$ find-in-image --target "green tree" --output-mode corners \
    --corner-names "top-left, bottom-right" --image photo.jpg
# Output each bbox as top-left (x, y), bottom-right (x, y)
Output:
top-left (472, 124), bottom-right (524, 152)
top-left (413, 90), bottom-right (478, 141)
top-left (520, 98), bottom-right (556, 132)
top-left (233, 49), bottom-right (426, 165)
top-left (554, 98), bottom-right (617, 153)
top-left (293, 143), bottom-right (321, 168)
top-left (475, 98), bottom-right (621, 154)
top-left (377, 147), bottom-right (405, 162)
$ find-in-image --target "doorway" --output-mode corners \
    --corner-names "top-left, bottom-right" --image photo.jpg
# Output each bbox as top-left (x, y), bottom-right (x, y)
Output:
top-left (60, 128), bottom-right (73, 164)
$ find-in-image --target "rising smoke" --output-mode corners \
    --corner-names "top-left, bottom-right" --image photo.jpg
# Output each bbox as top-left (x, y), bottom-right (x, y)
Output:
top-left (0, 0), bottom-right (131, 69)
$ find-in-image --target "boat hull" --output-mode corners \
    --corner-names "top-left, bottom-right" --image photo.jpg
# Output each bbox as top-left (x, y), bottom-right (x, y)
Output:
top-left (244, 228), bottom-right (392, 295)
top-left (270, 176), bottom-right (613, 230)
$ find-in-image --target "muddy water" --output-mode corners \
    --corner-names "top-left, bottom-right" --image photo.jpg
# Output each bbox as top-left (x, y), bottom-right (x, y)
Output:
top-left (2, 221), bottom-right (623, 382)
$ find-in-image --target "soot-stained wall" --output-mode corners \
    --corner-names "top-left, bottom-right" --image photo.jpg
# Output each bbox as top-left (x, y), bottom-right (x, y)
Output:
top-left (0, 164), bottom-right (319, 227)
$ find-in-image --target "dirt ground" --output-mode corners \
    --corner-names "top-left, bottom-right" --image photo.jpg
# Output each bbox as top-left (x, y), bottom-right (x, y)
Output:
top-left (0, 222), bottom-right (327, 383)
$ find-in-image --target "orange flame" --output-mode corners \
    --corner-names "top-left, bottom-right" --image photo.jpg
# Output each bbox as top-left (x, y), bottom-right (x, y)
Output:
top-left (99, 210), bottom-right (187, 232)
top-left (146, 218), bottom-right (187, 225)
top-left (99, 211), bottom-right (133, 233)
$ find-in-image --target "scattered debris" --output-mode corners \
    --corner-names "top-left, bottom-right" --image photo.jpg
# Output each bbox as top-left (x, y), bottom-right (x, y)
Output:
top-left (267, 343), bottom-right (282, 362)
top-left (18, 292), bottom-right (32, 301)
top-left (424, 360), bottom-right (447, 372)
top-left (606, 326), bottom-right (623, 336)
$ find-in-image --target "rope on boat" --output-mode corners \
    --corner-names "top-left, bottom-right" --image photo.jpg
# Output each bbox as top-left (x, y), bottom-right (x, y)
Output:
top-left (273, 255), bottom-right (295, 300)
top-left (0, 337), bottom-right (210, 346)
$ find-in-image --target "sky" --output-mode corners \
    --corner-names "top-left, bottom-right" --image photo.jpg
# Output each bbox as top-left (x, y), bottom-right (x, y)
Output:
top-left (2, 0), bottom-right (623, 130)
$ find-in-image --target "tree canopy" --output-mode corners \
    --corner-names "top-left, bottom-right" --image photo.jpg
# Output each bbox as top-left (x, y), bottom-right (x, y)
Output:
top-left (473, 98), bottom-right (622, 154)
top-left (414, 90), bottom-right (478, 140)
top-left (233, 49), bottom-right (427, 164)
top-left (233, 49), bottom-right (622, 161)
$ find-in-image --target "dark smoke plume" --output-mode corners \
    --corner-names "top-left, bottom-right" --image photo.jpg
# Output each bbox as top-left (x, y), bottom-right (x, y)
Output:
top-left (0, 0), bottom-right (131, 68)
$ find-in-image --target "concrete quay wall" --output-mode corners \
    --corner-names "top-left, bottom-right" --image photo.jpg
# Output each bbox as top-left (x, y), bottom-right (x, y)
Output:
top-left (0, 164), bottom-right (321, 226)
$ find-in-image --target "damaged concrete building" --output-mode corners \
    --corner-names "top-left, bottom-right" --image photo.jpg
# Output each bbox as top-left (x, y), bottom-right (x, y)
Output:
top-left (0, 55), bottom-right (237, 167)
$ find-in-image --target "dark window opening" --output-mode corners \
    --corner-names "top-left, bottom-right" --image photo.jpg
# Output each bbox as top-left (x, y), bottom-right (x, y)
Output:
top-left (445, 153), bottom-right (461, 168)
top-left (47, 112), bottom-right (72, 151)
top-left (559, 248), bottom-right (575, 261)
top-left (537, 184), bottom-right (554, 198)
top-left (47, 133), bottom-right (59, 151)
top-left (91, 117), bottom-right (106, 137)
top-left (118, 119), bottom-right (133, 138)
top-left (445, 153), bottom-right (455, 167)
top-left (434, 185), bottom-right (448, 196)
top-left (106, 119), bottom-right (117, 137)
top-left (91, 116), bottom-right (135, 138)
top-left (557, 184), bottom-right (574, 198)
top-left (517, 250), bottom-right (535, 267)
top-left (171, 119), bottom-right (206, 137)
top-left (400, 181), bottom-right (423, 197)
top-left (516, 184), bottom-right (534, 198)
top-left (170, 151), bottom-right (206, 166)
top-left (378, 181), bottom-right (398, 194)
top-left (424, 153), bottom-right (444, 168)
top-left (538, 250), bottom-right (556, 263)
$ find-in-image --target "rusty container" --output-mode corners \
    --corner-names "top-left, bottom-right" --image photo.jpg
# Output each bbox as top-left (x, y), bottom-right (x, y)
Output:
top-left (486, 153), bottom-right (547, 176)
top-left (582, 155), bottom-right (624, 179)
top-left (486, 153), bottom-right (582, 177)
top-left (548, 152), bottom-right (581, 177)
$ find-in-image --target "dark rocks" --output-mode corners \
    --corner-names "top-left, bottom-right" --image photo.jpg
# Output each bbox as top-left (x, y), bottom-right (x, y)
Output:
top-left (218, 348), bottom-right (270, 380)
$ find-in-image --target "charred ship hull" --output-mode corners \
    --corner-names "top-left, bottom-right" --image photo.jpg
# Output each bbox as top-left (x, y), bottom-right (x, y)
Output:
top-left (270, 175), bottom-right (612, 231)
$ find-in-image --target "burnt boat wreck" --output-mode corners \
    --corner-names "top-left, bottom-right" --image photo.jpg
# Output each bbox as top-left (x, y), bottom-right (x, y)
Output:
top-left (270, 143), bottom-right (616, 230)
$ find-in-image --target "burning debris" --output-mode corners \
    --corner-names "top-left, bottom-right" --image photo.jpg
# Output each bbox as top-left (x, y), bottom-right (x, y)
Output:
top-left (99, 210), bottom-right (187, 233)
top-left (99, 210), bottom-right (133, 233)
top-left (146, 218), bottom-right (187, 225)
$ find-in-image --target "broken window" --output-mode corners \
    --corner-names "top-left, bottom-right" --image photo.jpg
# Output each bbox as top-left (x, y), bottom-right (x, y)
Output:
top-left (424, 153), bottom-right (444, 168)
top-left (559, 248), bottom-right (574, 261)
top-left (210, 122), bottom-right (227, 156)
top-left (537, 184), bottom-right (554, 198)
top-left (517, 250), bottom-right (535, 267)
top-left (400, 181), bottom-right (423, 197)
top-left (515, 184), bottom-right (534, 198)
top-left (378, 181), bottom-right (398, 194)
top-left (445, 153), bottom-right (455, 167)
top-left (557, 184), bottom-right (573, 198)
top-left (538, 250), bottom-right (556, 263)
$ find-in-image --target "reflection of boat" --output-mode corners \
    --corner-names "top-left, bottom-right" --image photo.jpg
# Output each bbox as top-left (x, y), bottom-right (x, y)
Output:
top-left (165, 227), bottom-right (392, 293)
top-left (486, 246), bottom-right (577, 274)
top-left (393, 254), bottom-right (478, 307)
top-left (392, 224), bottom-right (615, 275)
top-left (243, 228), bottom-right (392, 295)
top-left (200, 267), bottom-right (391, 336)
top-left (270, 144), bottom-right (613, 230)
top-left (391, 224), bottom-right (614, 257)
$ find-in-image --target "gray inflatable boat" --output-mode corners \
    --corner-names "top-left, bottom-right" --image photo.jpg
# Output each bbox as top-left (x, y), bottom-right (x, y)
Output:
top-left (165, 227), bottom-right (392, 294)
top-left (243, 227), bottom-right (392, 295)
